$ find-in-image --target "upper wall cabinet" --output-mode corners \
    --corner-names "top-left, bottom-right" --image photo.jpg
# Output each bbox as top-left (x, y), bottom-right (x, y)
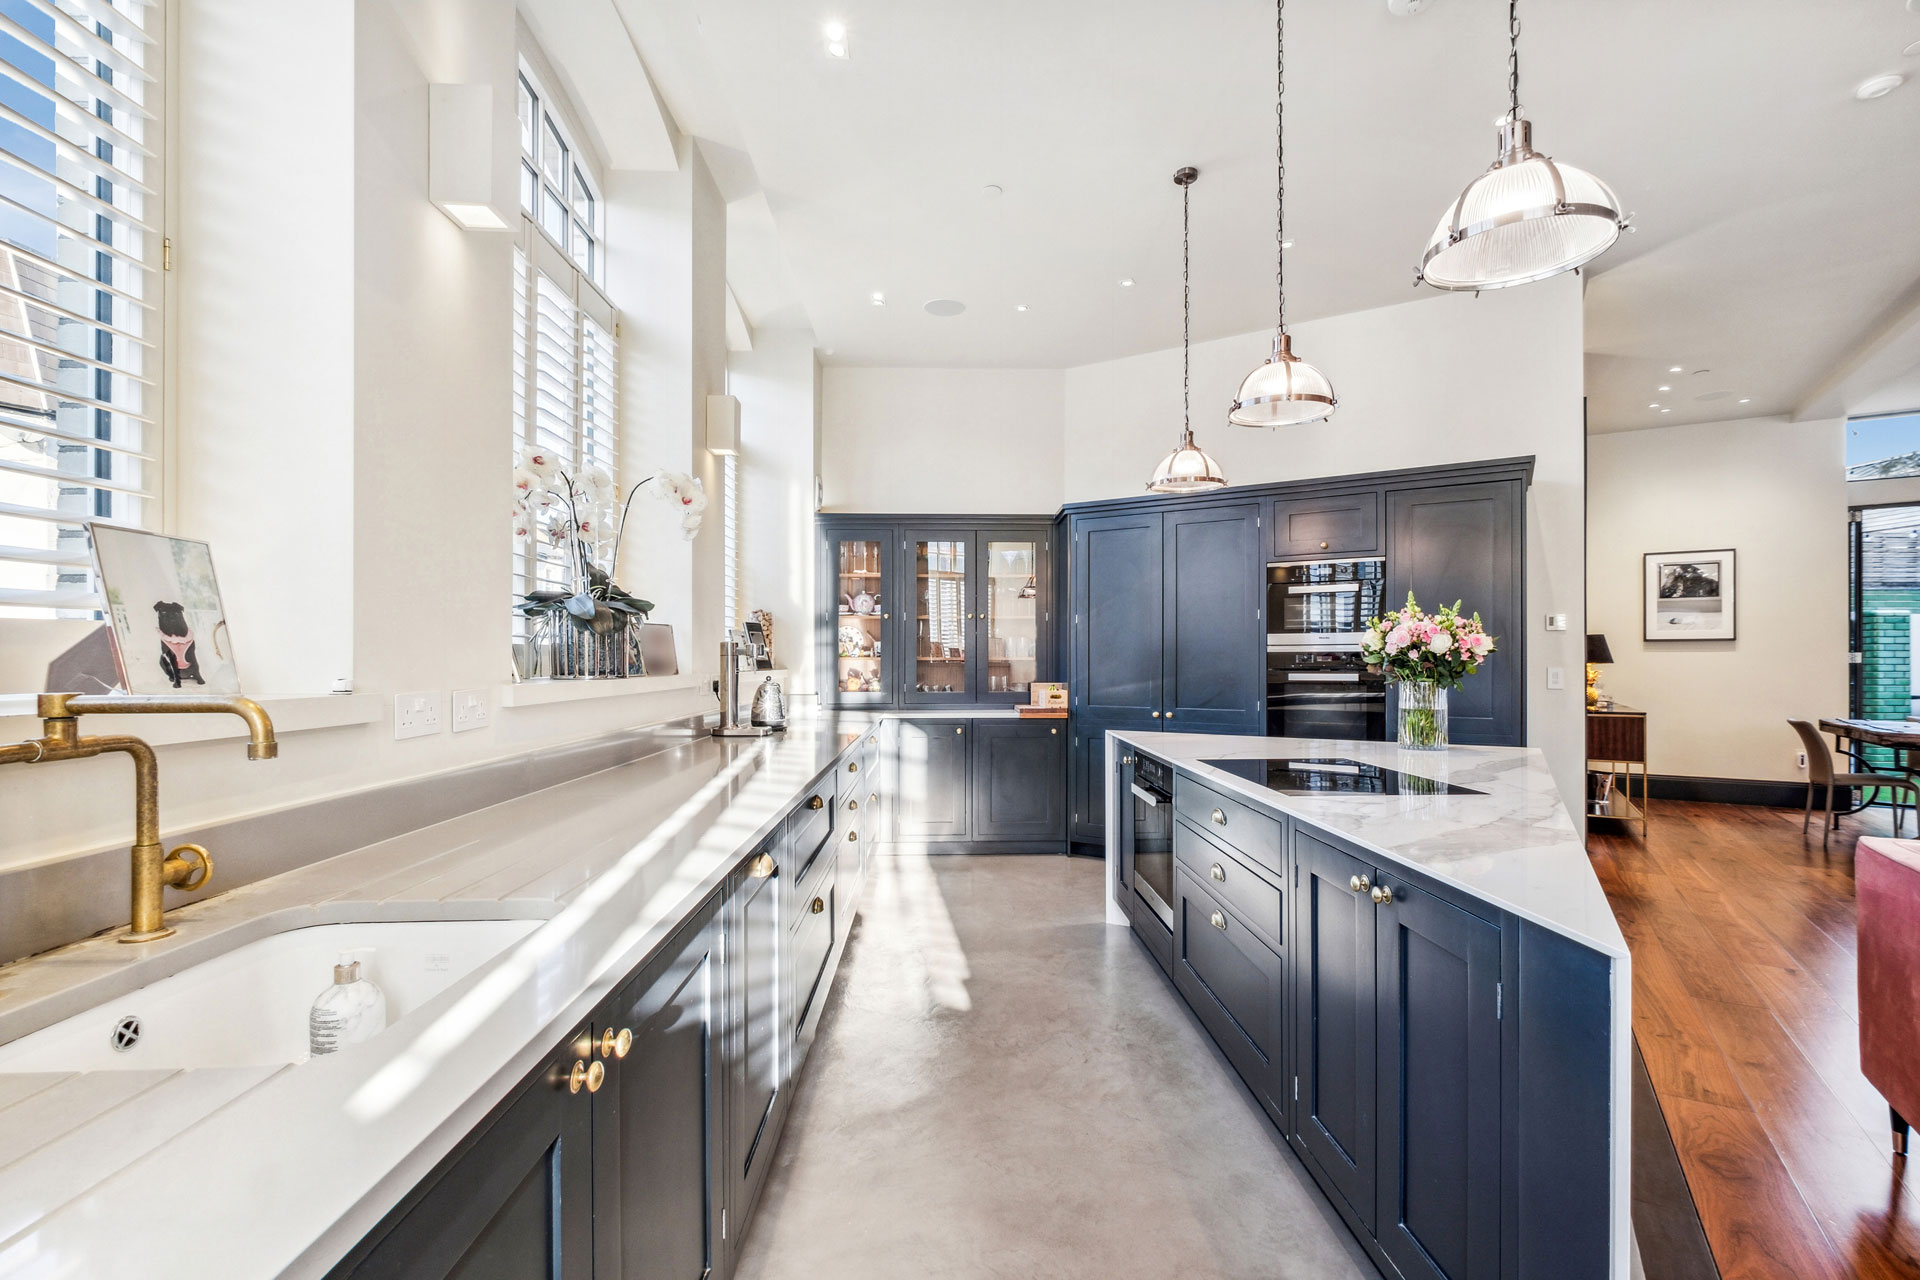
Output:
top-left (1268, 490), bottom-right (1382, 562)
top-left (819, 516), bottom-right (1054, 709)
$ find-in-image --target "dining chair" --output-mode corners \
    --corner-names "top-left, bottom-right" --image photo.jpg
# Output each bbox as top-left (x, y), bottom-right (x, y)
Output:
top-left (1789, 719), bottom-right (1919, 849)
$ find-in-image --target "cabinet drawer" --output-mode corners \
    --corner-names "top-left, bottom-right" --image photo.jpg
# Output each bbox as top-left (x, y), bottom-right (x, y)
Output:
top-left (1175, 818), bottom-right (1282, 953)
top-left (792, 872), bottom-right (836, 1032)
top-left (1174, 866), bottom-right (1284, 1123)
top-left (1174, 775), bottom-right (1282, 875)
top-left (789, 778), bottom-right (837, 882)
top-left (1269, 490), bottom-right (1381, 560)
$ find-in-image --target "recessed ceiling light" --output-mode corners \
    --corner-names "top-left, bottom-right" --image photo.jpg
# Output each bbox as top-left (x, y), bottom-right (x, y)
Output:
top-left (983, 184), bottom-right (1004, 199)
top-left (1649, 402), bottom-right (1661, 409)
top-left (1856, 73), bottom-right (1906, 100)
top-left (1657, 385), bottom-right (1671, 391)
top-left (1280, 239), bottom-right (1295, 250)
top-left (869, 291), bottom-right (885, 306)
top-left (823, 21), bottom-right (848, 58)
top-left (924, 298), bottom-right (966, 317)
top-left (1119, 278), bottom-right (1135, 287)
top-left (1904, 38), bottom-right (1920, 58)
top-left (1660, 408), bottom-right (1671, 414)
top-left (1668, 365), bottom-right (1683, 373)
top-left (1014, 304), bottom-right (1028, 312)
top-left (1739, 397), bottom-right (1751, 404)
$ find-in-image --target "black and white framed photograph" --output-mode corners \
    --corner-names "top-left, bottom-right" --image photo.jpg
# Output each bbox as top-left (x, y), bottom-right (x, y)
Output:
top-left (1643, 548), bottom-right (1737, 642)
top-left (88, 524), bottom-right (244, 693)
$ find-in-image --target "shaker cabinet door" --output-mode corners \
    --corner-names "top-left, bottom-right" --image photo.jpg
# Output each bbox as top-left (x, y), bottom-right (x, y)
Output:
top-left (1374, 877), bottom-right (1504, 1280)
top-left (1386, 482), bottom-right (1523, 746)
top-left (1269, 490), bottom-right (1382, 561)
top-left (1292, 830), bottom-right (1379, 1233)
top-left (1073, 511), bottom-right (1165, 719)
top-left (971, 718), bottom-right (1066, 842)
top-left (893, 719), bottom-right (971, 842)
top-left (730, 851), bottom-right (784, 1229)
top-left (1162, 503), bottom-right (1264, 731)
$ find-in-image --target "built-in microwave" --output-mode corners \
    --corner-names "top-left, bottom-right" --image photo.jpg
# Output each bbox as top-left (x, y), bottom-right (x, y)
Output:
top-left (1266, 558), bottom-right (1386, 652)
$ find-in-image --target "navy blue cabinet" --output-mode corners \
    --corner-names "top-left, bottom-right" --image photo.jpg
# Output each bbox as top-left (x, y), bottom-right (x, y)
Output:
top-left (1173, 860), bottom-right (1286, 1128)
top-left (972, 718), bottom-right (1066, 842)
top-left (892, 719), bottom-right (971, 842)
top-left (727, 841), bottom-right (783, 1240)
top-left (1073, 510), bottom-right (1165, 720)
top-left (1268, 489), bottom-right (1382, 561)
top-left (1386, 480), bottom-right (1524, 747)
top-left (1162, 503), bottom-right (1264, 730)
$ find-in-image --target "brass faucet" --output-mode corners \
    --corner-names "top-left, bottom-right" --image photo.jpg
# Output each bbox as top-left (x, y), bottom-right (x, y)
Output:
top-left (1, 694), bottom-right (279, 942)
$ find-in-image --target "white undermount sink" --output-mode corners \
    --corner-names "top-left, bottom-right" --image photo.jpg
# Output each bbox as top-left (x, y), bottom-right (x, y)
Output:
top-left (0, 919), bottom-right (543, 1074)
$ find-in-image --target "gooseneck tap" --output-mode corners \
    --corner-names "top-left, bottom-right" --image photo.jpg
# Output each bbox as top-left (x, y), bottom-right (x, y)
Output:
top-left (2, 694), bottom-right (279, 942)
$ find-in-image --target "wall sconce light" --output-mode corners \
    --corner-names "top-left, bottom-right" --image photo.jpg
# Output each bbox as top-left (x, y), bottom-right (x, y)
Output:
top-left (430, 84), bottom-right (508, 230)
top-left (705, 394), bottom-right (741, 456)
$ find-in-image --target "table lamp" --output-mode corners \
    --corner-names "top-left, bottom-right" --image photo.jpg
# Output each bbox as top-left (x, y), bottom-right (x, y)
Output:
top-left (1586, 634), bottom-right (1613, 709)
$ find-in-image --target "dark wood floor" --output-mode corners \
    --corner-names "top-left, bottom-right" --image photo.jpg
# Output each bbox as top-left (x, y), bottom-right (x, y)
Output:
top-left (1590, 801), bottom-right (1920, 1280)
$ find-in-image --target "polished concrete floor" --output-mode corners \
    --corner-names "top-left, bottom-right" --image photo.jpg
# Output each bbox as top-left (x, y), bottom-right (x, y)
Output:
top-left (733, 853), bottom-right (1374, 1280)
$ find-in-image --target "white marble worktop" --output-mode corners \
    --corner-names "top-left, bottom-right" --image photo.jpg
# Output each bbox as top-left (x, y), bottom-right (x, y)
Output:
top-left (1110, 731), bottom-right (1626, 958)
top-left (0, 709), bottom-right (894, 1279)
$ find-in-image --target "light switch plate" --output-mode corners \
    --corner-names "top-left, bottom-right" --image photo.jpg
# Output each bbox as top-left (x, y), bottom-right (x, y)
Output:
top-left (1545, 613), bottom-right (1568, 631)
top-left (1546, 667), bottom-right (1565, 690)
top-left (452, 688), bottom-right (490, 733)
top-left (394, 691), bottom-right (443, 740)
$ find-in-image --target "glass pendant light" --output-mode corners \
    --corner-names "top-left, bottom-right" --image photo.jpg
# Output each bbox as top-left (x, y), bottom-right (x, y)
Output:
top-left (1148, 167), bottom-right (1228, 495)
top-left (1416, 0), bottom-right (1628, 292)
top-left (1231, 0), bottom-right (1336, 429)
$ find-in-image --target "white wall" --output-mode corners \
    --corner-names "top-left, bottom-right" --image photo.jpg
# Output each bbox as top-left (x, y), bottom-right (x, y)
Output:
top-left (1063, 279), bottom-right (1589, 807)
top-left (0, 0), bottom-right (728, 874)
top-left (731, 332), bottom-right (821, 693)
top-left (1587, 415), bottom-right (1848, 782)
top-left (820, 367), bottom-right (1065, 513)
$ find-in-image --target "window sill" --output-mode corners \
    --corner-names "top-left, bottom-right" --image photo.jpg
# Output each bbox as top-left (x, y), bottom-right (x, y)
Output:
top-left (0, 693), bottom-right (383, 749)
top-left (498, 672), bottom-right (711, 709)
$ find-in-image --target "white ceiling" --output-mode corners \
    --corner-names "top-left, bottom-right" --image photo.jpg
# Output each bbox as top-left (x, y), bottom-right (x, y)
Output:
top-left (615, 0), bottom-right (1920, 431)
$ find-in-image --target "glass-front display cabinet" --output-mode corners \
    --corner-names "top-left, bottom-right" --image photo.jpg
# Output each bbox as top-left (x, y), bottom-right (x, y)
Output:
top-left (818, 516), bottom-right (1052, 708)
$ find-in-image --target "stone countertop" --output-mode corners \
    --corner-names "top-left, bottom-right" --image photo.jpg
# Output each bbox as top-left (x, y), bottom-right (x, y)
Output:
top-left (0, 709), bottom-right (891, 1280)
top-left (1113, 732), bottom-right (1627, 959)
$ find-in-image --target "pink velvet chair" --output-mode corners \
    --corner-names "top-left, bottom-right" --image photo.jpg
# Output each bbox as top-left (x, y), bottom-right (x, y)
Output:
top-left (1859, 836), bottom-right (1920, 1156)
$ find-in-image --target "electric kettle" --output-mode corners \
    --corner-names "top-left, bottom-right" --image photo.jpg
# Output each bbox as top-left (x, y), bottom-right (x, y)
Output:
top-left (750, 675), bottom-right (787, 730)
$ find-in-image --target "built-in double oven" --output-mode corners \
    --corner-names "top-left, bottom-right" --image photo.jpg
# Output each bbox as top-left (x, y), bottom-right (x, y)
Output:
top-left (1119, 751), bottom-right (1175, 974)
top-left (1266, 557), bottom-right (1389, 743)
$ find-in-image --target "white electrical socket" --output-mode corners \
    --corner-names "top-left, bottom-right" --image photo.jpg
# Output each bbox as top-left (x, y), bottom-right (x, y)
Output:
top-left (394, 691), bottom-right (444, 740)
top-left (1546, 666), bottom-right (1565, 690)
top-left (1545, 613), bottom-right (1568, 632)
top-left (452, 689), bottom-right (490, 733)
top-left (1796, 751), bottom-right (1808, 771)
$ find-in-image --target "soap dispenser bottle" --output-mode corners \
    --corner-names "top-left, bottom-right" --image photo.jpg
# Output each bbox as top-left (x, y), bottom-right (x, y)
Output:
top-left (309, 953), bottom-right (388, 1056)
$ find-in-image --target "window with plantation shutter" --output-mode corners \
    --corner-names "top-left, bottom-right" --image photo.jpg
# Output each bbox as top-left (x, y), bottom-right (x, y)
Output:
top-left (511, 60), bottom-right (616, 640)
top-left (0, 0), bottom-right (160, 619)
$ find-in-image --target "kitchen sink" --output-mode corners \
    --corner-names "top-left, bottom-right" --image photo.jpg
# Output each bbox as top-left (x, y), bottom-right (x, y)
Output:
top-left (0, 919), bottom-right (543, 1073)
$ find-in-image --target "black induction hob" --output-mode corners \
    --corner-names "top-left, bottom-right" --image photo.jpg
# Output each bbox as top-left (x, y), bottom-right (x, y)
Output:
top-left (1198, 758), bottom-right (1484, 797)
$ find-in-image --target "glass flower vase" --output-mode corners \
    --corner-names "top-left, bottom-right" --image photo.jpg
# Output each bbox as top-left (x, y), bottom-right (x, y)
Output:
top-left (1396, 680), bottom-right (1449, 751)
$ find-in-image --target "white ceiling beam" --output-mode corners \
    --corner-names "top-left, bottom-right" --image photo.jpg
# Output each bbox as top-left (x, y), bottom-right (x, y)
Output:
top-left (1795, 275), bottom-right (1920, 422)
top-left (518, 0), bottom-right (679, 172)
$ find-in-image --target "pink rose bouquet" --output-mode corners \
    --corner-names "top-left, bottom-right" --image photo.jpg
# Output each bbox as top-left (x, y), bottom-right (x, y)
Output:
top-left (1359, 592), bottom-right (1497, 688)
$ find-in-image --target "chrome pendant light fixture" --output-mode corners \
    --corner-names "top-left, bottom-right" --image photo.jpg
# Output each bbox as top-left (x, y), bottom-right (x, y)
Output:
top-left (1148, 167), bottom-right (1228, 495)
top-left (1230, 0), bottom-right (1336, 429)
top-left (1416, 0), bottom-right (1628, 291)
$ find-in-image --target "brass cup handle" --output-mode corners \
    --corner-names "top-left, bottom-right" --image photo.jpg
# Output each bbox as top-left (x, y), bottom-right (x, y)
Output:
top-left (1209, 910), bottom-right (1227, 932)
top-left (847, 799), bottom-right (858, 811)
top-left (165, 843), bottom-right (213, 893)
top-left (811, 896), bottom-right (825, 914)
top-left (1350, 874), bottom-right (1371, 894)
top-left (1121, 756), bottom-right (1135, 765)
top-left (808, 796), bottom-right (824, 810)
top-left (868, 734), bottom-right (878, 745)
top-left (601, 1027), bottom-right (633, 1059)
top-left (749, 852), bottom-right (776, 879)
top-left (1210, 863), bottom-right (1226, 882)
top-left (1209, 809), bottom-right (1227, 827)
top-left (849, 761), bottom-right (859, 773)
top-left (568, 1059), bottom-right (606, 1094)
top-left (868, 793), bottom-right (877, 806)
top-left (1371, 884), bottom-right (1394, 906)
top-left (848, 830), bottom-right (858, 842)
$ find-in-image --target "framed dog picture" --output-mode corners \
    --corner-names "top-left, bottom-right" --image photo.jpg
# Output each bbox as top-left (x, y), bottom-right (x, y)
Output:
top-left (88, 524), bottom-right (243, 694)
top-left (1644, 548), bottom-right (1737, 642)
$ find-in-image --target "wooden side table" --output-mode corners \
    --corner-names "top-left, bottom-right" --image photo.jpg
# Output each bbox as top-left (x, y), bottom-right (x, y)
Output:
top-left (1587, 704), bottom-right (1649, 836)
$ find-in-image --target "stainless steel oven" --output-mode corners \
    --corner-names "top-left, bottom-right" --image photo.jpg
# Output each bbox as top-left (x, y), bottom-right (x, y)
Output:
top-left (1268, 651), bottom-right (1388, 741)
top-left (1120, 752), bottom-right (1175, 973)
top-left (1267, 557), bottom-right (1386, 652)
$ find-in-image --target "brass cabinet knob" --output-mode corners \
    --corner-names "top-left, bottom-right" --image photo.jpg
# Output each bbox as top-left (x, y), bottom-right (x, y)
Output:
top-left (808, 795), bottom-right (824, 810)
top-left (749, 852), bottom-right (776, 879)
top-left (1320, 540), bottom-right (1329, 550)
top-left (956, 726), bottom-right (963, 735)
top-left (1350, 874), bottom-right (1371, 894)
top-left (1209, 808), bottom-right (1227, 826)
top-left (1210, 863), bottom-right (1226, 882)
top-left (848, 799), bottom-right (858, 811)
top-left (1165, 711), bottom-right (1173, 720)
top-left (849, 761), bottom-right (859, 773)
top-left (1371, 884), bottom-right (1394, 906)
top-left (1050, 727), bottom-right (1058, 735)
top-left (868, 792), bottom-right (877, 806)
top-left (568, 1059), bottom-right (608, 1094)
top-left (1151, 711), bottom-right (1160, 719)
top-left (165, 842), bottom-right (213, 893)
top-left (1209, 911), bottom-right (1227, 932)
top-left (1121, 756), bottom-right (1135, 765)
top-left (848, 830), bottom-right (858, 842)
top-left (601, 1027), bottom-right (633, 1059)
top-left (883, 612), bottom-right (890, 620)
top-left (811, 896), bottom-right (825, 915)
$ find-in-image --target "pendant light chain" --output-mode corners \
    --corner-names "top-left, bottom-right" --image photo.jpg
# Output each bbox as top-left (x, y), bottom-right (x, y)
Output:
top-left (1182, 176), bottom-right (1191, 438)
top-left (1506, 0), bottom-right (1521, 120)
top-left (1274, 0), bottom-right (1287, 342)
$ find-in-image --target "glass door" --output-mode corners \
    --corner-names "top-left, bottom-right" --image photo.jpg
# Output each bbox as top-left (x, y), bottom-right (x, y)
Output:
top-left (830, 530), bottom-right (892, 705)
top-left (980, 533), bottom-right (1043, 705)
top-left (905, 533), bottom-right (973, 705)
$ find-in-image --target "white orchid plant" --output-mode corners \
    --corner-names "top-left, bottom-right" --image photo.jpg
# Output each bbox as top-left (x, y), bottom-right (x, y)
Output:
top-left (511, 451), bottom-right (707, 635)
